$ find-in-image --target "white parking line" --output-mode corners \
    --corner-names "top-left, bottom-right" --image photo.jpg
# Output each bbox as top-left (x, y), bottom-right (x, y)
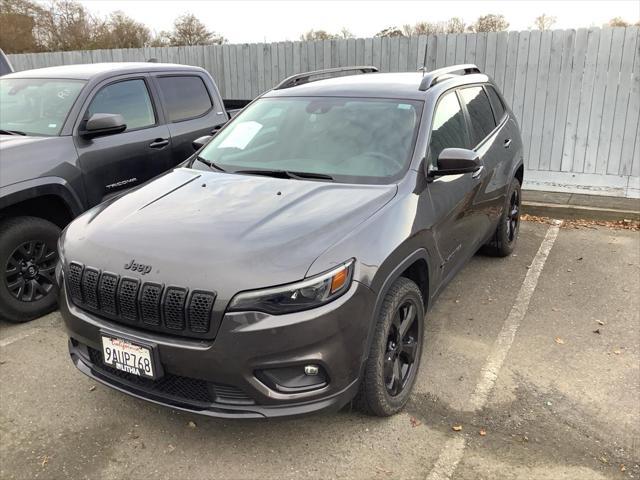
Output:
top-left (426, 221), bottom-right (562, 480)
top-left (0, 330), bottom-right (36, 347)
top-left (0, 314), bottom-right (61, 348)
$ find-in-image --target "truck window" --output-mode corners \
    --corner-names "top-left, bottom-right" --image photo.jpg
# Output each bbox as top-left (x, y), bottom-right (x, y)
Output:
top-left (459, 86), bottom-right (496, 147)
top-left (429, 90), bottom-right (469, 164)
top-left (485, 85), bottom-right (506, 123)
top-left (157, 76), bottom-right (213, 122)
top-left (87, 79), bottom-right (155, 131)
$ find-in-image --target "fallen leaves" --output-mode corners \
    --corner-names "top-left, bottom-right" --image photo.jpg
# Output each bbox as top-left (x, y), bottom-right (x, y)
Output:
top-left (40, 455), bottom-right (49, 467)
top-left (592, 329), bottom-right (601, 334)
top-left (88, 385), bottom-right (96, 392)
top-left (596, 320), bottom-right (605, 326)
top-left (409, 416), bottom-right (422, 428)
top-left (479, 429), bottom-right (487, 436)
top-left (520, 214), bottom-right (640, 231)
top-left (554, 337), bottom-right (565, 345)
top-left (187, 420), bottom-right (197, 428)
top-left (452, 425), bottom-right (463, 432)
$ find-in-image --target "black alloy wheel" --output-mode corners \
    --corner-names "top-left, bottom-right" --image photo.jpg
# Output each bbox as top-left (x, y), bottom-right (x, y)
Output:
top-left (5, 240), bottom-right (57, 302)
top-left (384, 299), bottom-right (420, 397)
top-left (506, 188), bottom-right (520, 243)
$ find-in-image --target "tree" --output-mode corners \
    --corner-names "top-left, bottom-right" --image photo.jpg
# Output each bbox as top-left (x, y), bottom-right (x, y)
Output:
top-left (445, 17), bottom-right (466, 34)
top-left (375, 26), bottom-right (405, 37)
top-left (0, 0), bottom-right (44, 53)
top-left (168, 13), bottom-right (225, 46)
top-left (608, 17), bottom-right (629, 27)
top-left (339, 27), bottom-right (354, 39)
top-left (468, 14), bottom-right (509, 32)
top-left (534, 13), bottom-right (556, 31)
top-left (37, 0), bottom-right (101, 51)
top-left (300, 29), bottom-right (336, 41)
top-left (95, 11), bottom-right (151, 49)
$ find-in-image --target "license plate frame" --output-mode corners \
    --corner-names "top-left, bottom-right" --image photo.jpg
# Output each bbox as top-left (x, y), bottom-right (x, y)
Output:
top-left (99, 331), bottom-right (162, 380)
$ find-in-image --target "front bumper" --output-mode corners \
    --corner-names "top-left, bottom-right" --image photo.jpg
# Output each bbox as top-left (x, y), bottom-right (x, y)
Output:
top-left (59, 279), bottom-right (375, 418)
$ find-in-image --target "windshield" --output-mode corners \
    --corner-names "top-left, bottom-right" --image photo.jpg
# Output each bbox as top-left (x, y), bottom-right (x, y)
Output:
top-left (198, 96), bottom-right (422, 184)
top-left (0, 78), bottom-right (86, 136)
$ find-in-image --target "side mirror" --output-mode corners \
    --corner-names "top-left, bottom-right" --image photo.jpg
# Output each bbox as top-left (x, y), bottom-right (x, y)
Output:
top-left (430, 148), bottom-right (482, 176)
top-left (81, 113), bottom-right (126, 138)
top-left (192, 135), bottom-right (213, 151)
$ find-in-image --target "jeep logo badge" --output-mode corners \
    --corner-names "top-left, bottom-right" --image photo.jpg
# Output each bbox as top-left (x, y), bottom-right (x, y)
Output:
top-left (124, 259), bottom-right (152, 275)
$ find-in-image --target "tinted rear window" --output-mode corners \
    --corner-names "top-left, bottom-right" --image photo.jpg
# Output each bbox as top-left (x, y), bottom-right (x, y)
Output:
top-left (157, 76), bottom-right (212, 122)
top-left (459, 86), bottom-right (496, 147)
top-left (485, 85), bottom-right (506, 122)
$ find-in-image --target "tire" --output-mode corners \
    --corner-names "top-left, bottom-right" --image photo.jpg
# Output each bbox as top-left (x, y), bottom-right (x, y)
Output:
top-left (484, 177), bottom-right (522, 257)
top-left (0, 217), bottom-right (60, 323)
top-left (355, 277), bottom-right (424, 416)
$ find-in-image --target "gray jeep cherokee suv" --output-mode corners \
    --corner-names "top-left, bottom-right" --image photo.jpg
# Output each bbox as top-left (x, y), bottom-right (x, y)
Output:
top-left (57, 65), bottom-right (524, 418)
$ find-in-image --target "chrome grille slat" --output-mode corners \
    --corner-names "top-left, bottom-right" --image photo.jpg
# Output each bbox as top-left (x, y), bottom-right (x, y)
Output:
top-left (65, 262), bottom-right (215, 338)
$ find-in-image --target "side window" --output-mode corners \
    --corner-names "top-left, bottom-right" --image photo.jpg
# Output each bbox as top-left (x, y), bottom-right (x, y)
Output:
top-left (459, 86), bottom-right (496, 147)
top-left (429, 90), bottom-right (469, 164)
top-left (157, 76), bottom-right (213, 122)
top-left (485, 85), bottom-right (506, 123)
top-left (87, 79), bottom-right (155, 131)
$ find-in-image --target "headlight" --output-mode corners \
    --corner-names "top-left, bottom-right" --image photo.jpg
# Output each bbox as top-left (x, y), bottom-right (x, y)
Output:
top-left (228, 259), bottom-right (354, 315)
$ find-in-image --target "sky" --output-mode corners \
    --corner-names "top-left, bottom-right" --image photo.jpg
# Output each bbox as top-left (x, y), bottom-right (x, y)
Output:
top-left (76, 0), bottom-right (640, 43)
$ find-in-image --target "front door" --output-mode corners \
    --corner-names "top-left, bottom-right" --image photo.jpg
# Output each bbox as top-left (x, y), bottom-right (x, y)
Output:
top-left (424, 89), bottom-right (483, 283)
top-left (74, 76), bottom-right (173, 207)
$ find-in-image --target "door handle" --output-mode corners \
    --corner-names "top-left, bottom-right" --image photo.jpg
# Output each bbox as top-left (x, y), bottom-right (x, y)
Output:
top-left (149, 138), bottom-right (169, 149)
top-left (503, 138), bottom-right (512, 149)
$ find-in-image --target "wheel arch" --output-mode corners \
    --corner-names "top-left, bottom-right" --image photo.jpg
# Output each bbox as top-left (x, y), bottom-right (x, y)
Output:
top-left (0, 178), bottom-right (84, 228)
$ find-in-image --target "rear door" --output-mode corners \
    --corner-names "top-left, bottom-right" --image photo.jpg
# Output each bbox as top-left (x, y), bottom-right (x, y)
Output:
top-left (152, 73), bottom-right (228, 163)
top-left (74, 75), bottom-right (173, 206)
top-left (458, 85), bottom-right (509, 233)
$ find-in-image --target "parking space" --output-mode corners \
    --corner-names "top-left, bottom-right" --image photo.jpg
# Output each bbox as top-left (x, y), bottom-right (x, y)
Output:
top-left (0, 221), bottom-right (638, 480)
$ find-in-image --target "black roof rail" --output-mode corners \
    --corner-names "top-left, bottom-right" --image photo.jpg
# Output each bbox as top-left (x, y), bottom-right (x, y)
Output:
top-left (274, 66), bottom-right (378, 90)
top-left (418, 64), bottom-right (481, 91)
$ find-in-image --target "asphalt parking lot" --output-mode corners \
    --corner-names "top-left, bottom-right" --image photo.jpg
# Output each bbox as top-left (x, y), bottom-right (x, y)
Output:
top-left (0, 220), bottom-right (638, 480)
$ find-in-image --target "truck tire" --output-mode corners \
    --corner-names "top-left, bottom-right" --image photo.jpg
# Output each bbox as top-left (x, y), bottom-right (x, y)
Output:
top-left (355, 277), bottom-right (424, 416)
top-left (0, 217), bottom-right (60, 323)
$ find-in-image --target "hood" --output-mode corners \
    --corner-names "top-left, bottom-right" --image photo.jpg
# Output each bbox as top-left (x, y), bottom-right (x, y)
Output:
top-left (61, 168), bottom-right (397, 300)
top-left (0, 135), bottom-right (77, 187)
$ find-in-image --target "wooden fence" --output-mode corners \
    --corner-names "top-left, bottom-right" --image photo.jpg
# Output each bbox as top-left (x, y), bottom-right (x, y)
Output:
top-left (7, 27), bottom-right (640, 197)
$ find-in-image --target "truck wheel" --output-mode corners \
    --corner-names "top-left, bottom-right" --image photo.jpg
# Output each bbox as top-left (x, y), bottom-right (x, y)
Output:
top-left (355, 277), bottom-right (424, 416)
top-left (0, 217), bottom-right (60, 323)
top-left (484, 177), bottom-right (521, 257)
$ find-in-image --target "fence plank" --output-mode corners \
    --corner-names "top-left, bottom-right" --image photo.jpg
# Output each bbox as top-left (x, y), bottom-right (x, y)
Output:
top-left (609, 27), bottom-right (638, 175)
top-left (584, 28), bottom-right (613, 173)
top-left (620, 28), bottom-right (640, 177)
top-left (530, 30), bottom-right (554, 171)
top-left (572, 28), bottom-right (601, 173)
top-left (550, 30), bottom-right (575, 172)
top-left (596, 28), bottom-right (625, 174)
top-left (561, 28), bottom-right (589, 172)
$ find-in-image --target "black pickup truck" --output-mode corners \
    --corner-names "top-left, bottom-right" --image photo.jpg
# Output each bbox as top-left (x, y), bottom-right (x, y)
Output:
top-left (0, 62), bottom-right (245, 322)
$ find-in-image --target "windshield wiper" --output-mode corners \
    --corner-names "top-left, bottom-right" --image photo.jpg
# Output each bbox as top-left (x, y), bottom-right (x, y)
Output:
top-left (234, 169), bottom-right (334, 181)
top-left (0, 129), bottom-right (27, 136)
top-left (195, 155), bottom-right (226, 172)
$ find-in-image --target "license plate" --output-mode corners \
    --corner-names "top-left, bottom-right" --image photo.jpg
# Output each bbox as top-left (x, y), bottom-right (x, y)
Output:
top-left (101, 336), bottom-right (155, 379)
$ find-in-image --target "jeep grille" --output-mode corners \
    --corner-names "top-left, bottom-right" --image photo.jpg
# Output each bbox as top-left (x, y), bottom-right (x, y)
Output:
top-left (65, 262), bottom-right (217, 339)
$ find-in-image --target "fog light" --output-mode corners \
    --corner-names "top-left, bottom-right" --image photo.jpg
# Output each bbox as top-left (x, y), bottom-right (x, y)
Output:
top-left (256, 364), bottom-right (328, 393)
top-left (304, 364), bottom-right (319, 376)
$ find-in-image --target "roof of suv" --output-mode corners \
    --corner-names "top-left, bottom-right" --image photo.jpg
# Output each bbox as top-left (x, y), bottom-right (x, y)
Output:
top-left (265, 71), bottom-right (490, 101)
top-left (2, 62), bottom-right (206, 81)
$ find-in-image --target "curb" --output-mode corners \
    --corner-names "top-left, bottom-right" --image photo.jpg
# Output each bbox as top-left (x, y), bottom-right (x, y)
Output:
top-left (522, 201), bottom-right (640, 222)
